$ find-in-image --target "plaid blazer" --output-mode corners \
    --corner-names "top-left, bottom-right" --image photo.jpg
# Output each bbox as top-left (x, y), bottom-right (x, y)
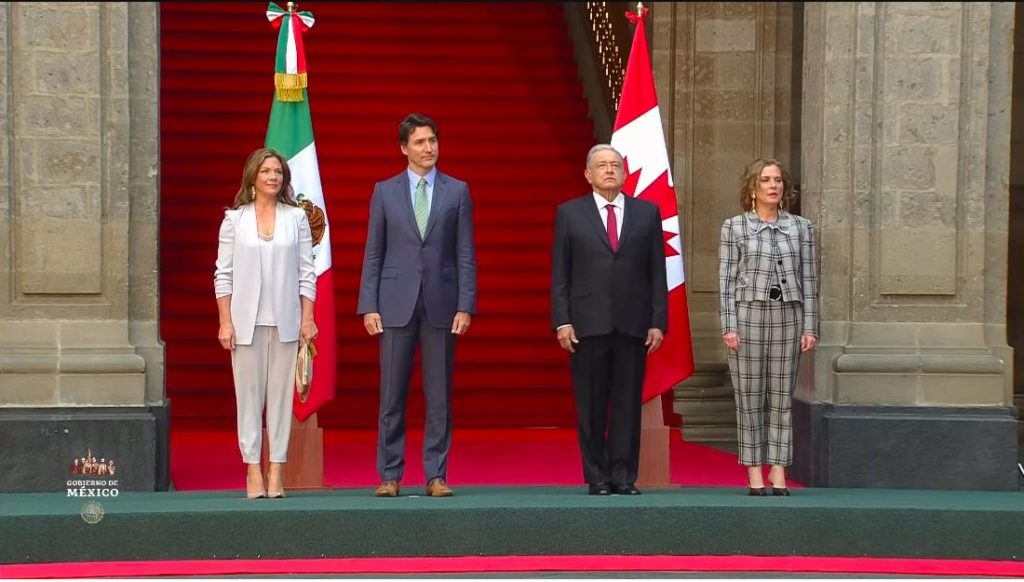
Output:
top-left (718, 211), bottom-right (819, 337)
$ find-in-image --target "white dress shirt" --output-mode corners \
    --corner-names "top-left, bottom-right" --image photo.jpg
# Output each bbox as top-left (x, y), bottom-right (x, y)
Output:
top-left (556, 193), bottom-right (626, 333)
top-left (593, 192), bottom-right (624, 238)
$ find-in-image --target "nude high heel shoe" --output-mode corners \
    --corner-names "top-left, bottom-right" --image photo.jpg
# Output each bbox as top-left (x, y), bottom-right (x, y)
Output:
top-left (267, 462), bottom-right (286, 498)
top-left (245, 465), bottom-right (267, 499)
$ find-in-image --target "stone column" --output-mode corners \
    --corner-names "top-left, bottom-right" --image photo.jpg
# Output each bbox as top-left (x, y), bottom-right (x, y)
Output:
top-left (795, 2), bottom-right (1018, 490)
top-left (651, 2), bottom-right (797, 442)
top-left (0, 2), bottom-right (166, 492)
top-left (1008, 2), bottom-right (1024, 438)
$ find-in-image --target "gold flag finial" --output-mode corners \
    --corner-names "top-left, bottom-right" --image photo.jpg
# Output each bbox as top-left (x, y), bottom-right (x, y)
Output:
top-left (637, 2), bottom-right (644, 14)
top-left (287, 2), bottom-right (296, 12)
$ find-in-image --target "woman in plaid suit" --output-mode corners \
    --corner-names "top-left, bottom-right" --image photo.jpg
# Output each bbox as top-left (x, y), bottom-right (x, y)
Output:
top-left (718, 158), bottom-right (819, 496)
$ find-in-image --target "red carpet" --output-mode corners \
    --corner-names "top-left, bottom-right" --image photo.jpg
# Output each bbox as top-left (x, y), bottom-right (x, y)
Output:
top-left (4, 555), bottom-right (1023, 578)
top-left (171, 428), bottom-right (798, 490)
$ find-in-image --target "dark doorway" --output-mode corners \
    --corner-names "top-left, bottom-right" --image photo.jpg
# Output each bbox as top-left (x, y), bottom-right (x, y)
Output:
top-left (1009, 2), bottom-right (1024, 455)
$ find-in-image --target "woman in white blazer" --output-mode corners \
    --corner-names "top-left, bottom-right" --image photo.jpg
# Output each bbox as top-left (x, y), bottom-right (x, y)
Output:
top-left (719, 158), bottom-right (818, 497)
top-left (215, 148), bottom-right (317, 499)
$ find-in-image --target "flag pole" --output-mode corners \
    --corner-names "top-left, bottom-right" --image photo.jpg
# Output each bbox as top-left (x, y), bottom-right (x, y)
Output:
top-left (638, 0), bottom-right (679, 434)
top-left (626, 0), bottom-right (673, 489)
top-left (259, 0), bottom-right (327, 491)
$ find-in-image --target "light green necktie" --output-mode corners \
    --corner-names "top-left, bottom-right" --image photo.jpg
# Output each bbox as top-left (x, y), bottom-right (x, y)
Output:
top-left (414, 177), bottom-right (429, 237)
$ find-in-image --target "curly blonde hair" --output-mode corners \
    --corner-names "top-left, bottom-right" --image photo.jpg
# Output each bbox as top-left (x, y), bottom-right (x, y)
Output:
top-left (738, 158), bottom-right (795, 212)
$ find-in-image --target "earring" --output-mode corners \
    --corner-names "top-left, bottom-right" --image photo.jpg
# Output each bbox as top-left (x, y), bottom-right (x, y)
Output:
top-left (250, 186), bottom-right (255, 201)
top-left (750, 193), bottom-right (756, 213)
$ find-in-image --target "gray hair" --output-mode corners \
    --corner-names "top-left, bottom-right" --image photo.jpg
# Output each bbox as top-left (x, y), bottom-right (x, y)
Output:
top-left (586, 144), bottom-right (624, 167)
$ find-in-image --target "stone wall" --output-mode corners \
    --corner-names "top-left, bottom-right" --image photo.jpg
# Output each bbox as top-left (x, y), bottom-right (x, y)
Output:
top-left (797, 2), bottom-right (1017, 489)
top-left (801, 2), bottom-right (1012, 409)
top-left (651, 2), bottom-right (799, 440)
top-left (0, 2), bottom-right (166, 492)
top-left (650, 1), bottom-right (1017, 488)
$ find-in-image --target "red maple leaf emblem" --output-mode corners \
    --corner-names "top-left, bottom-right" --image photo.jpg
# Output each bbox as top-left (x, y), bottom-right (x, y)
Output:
top-left (663, 229), bottom-right (680, 257)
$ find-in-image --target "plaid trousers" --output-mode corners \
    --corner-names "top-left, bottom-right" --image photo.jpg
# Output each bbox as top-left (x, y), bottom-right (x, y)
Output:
top-left (728, 300), bottom-right (802, 467)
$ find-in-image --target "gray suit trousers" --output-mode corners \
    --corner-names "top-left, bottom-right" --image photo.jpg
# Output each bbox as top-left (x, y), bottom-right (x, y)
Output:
top-left (377, 290), bottom-right (456, 482)
top-left (231, 325), bottom-right (296, 464)
top-left (728, 300), bottom-right (802, 467)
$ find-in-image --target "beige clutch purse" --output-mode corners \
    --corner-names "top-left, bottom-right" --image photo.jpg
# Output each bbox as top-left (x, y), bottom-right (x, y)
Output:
top-left (295, 339), bottom-right (317, 402)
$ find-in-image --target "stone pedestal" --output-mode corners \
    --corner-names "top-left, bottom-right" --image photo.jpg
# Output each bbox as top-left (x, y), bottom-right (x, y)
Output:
top-left (793, 402), bottom-right (1018, 490)
top-left (0, 405), bottom-right (170, 492)
top-left (261, 415), bottom-right (325, 490)
top-left (637, 400), bottom-right (671, 487)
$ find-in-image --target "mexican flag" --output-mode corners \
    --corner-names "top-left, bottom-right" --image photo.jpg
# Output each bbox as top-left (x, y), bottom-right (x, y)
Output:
top-left (266, 2), bottom-right (335, 421)
top-left (610, 6), bottom-right (695, 403)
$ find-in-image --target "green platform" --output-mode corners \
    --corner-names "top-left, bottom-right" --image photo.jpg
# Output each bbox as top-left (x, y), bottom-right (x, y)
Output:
top-left (1, 486), bottom-right (1022, 564)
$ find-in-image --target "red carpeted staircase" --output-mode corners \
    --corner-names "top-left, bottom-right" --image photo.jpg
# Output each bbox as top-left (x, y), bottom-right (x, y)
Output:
top-left (160, 3), bottom-right (596, 429)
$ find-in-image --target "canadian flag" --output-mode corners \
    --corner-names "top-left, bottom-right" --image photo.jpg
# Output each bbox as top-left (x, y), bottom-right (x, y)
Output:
top-left (610, 7), bottom-right (695, 402)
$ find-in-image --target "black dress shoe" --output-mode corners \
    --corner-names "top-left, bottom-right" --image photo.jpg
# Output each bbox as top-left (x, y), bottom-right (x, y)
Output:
top-left (771, 487), bottom-right (791, 496)
top-left (747, 487), bottom-right (767, 496)
top-left (588, 483), bottom-right (611, 496)
top-left (611, 484), bottom-right (642, 495)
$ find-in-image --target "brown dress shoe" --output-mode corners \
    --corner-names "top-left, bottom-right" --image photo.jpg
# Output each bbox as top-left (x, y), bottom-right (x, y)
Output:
top-left (425, 477), bottom-right (453, 497)
top-left (374, 480), bottom-right (400, 497)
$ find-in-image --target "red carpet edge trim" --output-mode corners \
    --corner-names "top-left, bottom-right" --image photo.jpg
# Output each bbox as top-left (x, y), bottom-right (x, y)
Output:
top-left (2, 554), bottom-right (1023, 578)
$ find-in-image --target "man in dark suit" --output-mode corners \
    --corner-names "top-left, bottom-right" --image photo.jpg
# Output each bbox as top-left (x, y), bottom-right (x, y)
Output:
top-left (551, 144), bottom-right (668, 496)
top-left (357, 113), bottom-right (477, 497)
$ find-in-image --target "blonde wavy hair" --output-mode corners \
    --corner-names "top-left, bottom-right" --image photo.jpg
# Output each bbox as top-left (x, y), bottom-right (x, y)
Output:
top-left (738, 158), bottom-right (795, 212)
top-left (230, 148), bottom-right (297, 209)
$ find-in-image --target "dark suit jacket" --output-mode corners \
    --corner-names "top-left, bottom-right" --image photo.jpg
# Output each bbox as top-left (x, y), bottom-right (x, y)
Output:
top-left (357, 170), bottom-right (477, 328)
top-left (551, 194), bottom-right (668, 339)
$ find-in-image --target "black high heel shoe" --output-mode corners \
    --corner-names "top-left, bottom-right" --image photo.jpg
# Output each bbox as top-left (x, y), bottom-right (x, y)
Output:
top-left (747, 486), bottom-right (767, 496)
top-left (771, 487), bottom-right (791, 496)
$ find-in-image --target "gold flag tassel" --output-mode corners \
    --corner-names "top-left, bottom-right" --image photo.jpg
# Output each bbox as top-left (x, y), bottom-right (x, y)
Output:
top-left (275, 72), bottom-right (307, 102)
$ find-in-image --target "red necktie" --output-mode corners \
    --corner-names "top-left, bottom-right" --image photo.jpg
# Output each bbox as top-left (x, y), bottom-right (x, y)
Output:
top-left (606, 204), bottom-right (619, 251)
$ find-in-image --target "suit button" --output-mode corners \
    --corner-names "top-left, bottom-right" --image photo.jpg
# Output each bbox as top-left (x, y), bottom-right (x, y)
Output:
top-left (777, 260), bottom-right (783, 265)
top-left (781, 279), bottom-right (787, 284)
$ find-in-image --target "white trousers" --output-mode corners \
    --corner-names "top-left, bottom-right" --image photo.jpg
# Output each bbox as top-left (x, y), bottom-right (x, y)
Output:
top-left (231, 325), bottom-right (297, 464)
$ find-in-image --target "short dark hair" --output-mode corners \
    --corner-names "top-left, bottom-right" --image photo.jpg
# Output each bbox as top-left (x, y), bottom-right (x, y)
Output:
top-left (398, 113), bottom-right (439, 145)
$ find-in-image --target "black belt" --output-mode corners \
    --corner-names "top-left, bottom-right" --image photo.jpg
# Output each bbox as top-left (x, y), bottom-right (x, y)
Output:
top-left (768, 286), bottom-right (783, 301)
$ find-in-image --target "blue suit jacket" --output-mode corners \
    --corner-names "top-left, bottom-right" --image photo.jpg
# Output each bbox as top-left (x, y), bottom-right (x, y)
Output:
top-left (357, 169), bottom-right (477, 328)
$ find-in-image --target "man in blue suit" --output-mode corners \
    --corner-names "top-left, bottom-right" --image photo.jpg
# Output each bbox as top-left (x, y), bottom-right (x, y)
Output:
top-left (358, 113), bottom-right (477, 497)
